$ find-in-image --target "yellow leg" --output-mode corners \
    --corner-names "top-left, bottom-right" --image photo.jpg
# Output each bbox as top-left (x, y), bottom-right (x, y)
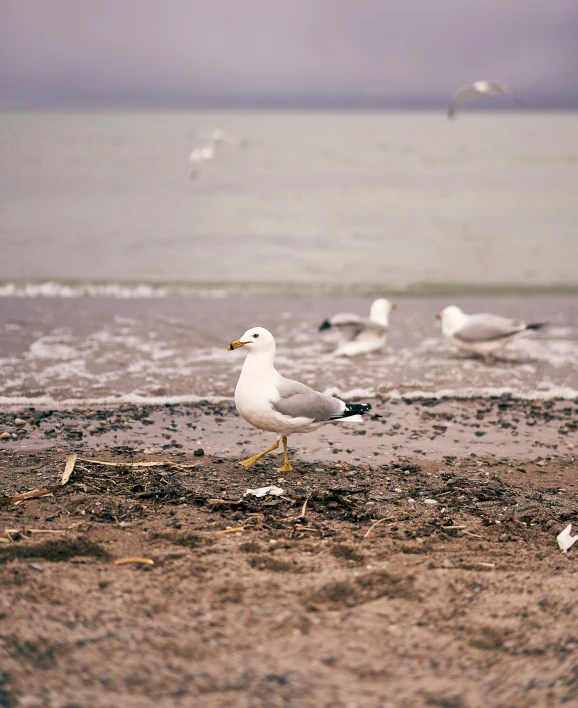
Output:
top-left (276, 436), bottom-right (293, 472)
top-left (239, 439), bottom-right (280, 468)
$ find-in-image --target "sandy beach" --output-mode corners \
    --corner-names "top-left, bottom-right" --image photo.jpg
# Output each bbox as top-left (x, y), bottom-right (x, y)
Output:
top-left (1, 397), bottom-right (578, 706)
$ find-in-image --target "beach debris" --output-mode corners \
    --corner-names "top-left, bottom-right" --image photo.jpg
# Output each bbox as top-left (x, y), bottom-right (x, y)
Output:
top-left (363, 516), bottom-right (395, 539)
top-left (114, 557), bottom-right (154, 566)
top-left (244, 486), bottom-right (285, 498)
top-left (215, 526), bottom-right (245, 535)
top-left (0, 486), bottom-right (59, 505)
top-left (76, 457), bottom-right (197, 471)
top-left (61, 453), bottom-right (77, 485)
top-left (557, 524), bottom-right (578, 553)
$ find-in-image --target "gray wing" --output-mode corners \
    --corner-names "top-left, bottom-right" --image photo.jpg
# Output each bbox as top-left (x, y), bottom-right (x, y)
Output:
top-left (488, 80), bottom-right (522, 106)
top-left (448, 85), bottom-right (477, 119)
top-left (273, 379), bottom-right (344, 422)
top-left (454, 314), bottom-right (526, 342)
top-left (327, 313), bottom-right (387, 338)
top-left (329, 313), bottom-right (363, 328)
top-left (489, 80), bottom-right (513, 95)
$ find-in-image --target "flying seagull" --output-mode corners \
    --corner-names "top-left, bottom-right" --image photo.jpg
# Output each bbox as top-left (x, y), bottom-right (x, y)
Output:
top-left (448, 80), bottom-right (519, 119)
top-left (437, 305), bottom-right (546, 358)
top-left (228, 327), bottom-right (371, 471)
top-left (319, 299), bottom-right (396, 357)
top-left (188, 143), bottom-right (216, 179)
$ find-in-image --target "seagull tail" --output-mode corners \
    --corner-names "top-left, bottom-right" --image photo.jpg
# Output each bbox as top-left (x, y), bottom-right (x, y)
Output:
top-left (319, 319), bottom-right (332, 331)
top-left (330, 402), bottom-right (372, 420)
top-left (526, 323), bottom-right (547, 331)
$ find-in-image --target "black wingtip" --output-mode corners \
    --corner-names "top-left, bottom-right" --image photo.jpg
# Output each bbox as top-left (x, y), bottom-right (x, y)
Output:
top-left (526, 323), bottom-right (547, 331)
top-left (344, 402), bottom-right (372, 415)
top-left (319, 319), bottom-right (332, 332)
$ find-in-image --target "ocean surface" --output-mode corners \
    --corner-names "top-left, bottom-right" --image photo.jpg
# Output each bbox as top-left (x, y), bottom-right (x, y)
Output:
top-left (0, 111), bottom-right (577, 406)
top-left (1, 110), bottom-right (578, 292)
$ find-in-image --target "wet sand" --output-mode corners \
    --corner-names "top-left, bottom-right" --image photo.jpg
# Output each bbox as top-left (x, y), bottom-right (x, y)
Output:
top-left (1, 402), bottom-right (578, 707)
top-left (1, 295), bottom-right (577, 404)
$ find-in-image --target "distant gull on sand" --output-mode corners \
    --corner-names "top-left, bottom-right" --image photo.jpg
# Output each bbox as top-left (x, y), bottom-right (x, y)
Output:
top-left (228, 327), bottom-right (371, 471)
top-left (319, 299), bottom-right (396, 357)
top-left (448, 80), bottom-right (519, 119)
top-left (437, 305), bottom-right (546, 358)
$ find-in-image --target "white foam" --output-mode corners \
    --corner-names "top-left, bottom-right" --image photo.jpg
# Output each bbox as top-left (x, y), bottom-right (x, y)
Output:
top-left (0, 281), bottom-right (230, 299)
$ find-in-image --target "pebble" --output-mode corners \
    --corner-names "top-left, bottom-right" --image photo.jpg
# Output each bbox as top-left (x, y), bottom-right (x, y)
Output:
top-left (423, 499), bottom-right (438, 505)
top-left (0, 432), bottom-right (10, 440)
top-left (194, 448), bottom-right (205, 457)
top-left (14, 418), bottom-right (26, 426)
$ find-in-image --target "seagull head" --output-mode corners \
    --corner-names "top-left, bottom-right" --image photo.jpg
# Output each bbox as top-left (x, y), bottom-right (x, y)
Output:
top-left (436, 306), bottom-right (468, 333)
top-left (227, 326), bottom-right (276, 353)
top-left (370, 298), bottom-right (397, 324)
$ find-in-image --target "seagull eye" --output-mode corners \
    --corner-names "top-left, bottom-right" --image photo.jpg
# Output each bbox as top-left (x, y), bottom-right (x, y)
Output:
top-left (253, 333), bottom-right (259, 339)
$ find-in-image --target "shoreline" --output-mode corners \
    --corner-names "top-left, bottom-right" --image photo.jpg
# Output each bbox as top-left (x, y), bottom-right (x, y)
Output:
top-left (2, 397), bottom-right (576, 463)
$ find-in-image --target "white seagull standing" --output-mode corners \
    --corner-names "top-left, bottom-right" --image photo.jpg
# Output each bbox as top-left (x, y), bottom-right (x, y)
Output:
top-left (448, 80), bottom-right (519, 119)
top-left (437, 305), bottom-right (546, 358)
top-left (227, 327), bottom-right (372, 471)
top-left (319, 299), bottom-right (396, 357)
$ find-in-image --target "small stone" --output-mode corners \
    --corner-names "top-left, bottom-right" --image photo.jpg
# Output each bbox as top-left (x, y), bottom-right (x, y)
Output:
top-left (14, 418), bottom-right (26, 426)
top-left (194, 448), bottom-right (205, 457)
top-left (423, 499), bottom-right (438, 505)
top-left (568, 443), bottom-right (575, 450)
top-left (30, 563), bottom-right (44, 572)
top-left (0, 432), bottom-right (10, 440)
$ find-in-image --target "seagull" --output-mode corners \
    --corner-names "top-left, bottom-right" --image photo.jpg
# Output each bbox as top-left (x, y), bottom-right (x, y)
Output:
top-left (437, 305), bottom-right (546, 358)
top-left (448, 80), bottom-right (519, 119)
top-left (211, 129), bottom-right (242, 145)
top-left (188, 143), bottom-right (216, 178)
top-left (319, 299), bottom-right (396, 357)
top-left (227, 327), bottom-right (372, 471)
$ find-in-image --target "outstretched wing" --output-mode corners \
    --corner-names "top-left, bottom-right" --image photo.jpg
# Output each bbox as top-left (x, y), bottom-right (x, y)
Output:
top-left (448, 85), bottom-right (477, 119)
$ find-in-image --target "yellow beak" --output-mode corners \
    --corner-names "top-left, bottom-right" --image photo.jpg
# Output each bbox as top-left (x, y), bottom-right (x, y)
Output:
top-left (391, 303), bottom-right (397, 311)
top-left (227, 339), bottom-right (246, 351)
top-left (435, 313), bottom-right (442, 320)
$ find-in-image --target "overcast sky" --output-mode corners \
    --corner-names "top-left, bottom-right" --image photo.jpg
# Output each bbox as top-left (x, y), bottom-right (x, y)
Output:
top-left (1, 0), bottom-right (577, 109)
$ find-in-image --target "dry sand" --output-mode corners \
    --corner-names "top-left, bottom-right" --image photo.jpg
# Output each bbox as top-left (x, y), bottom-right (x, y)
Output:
top-left (1, 401), bottom-right (578, 707)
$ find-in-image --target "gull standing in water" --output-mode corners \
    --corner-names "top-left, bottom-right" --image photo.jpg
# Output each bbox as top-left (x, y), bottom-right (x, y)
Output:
top-left (437, 305), bottom-right (546, 358)
top-left (228, 327), bottom-right (371, 471)
top-left (447, 80), bottom-right (519, 119)
top-left (319, 299), bottom-right (396, 357)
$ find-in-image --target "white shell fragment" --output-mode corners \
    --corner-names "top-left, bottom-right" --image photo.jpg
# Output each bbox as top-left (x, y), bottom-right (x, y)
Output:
top-left (557, 524), bottom-right (578, 553)
top-left (423, 499), bottom-right (438, 505)
top-left (243, 486), bottom-right (285, 498)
